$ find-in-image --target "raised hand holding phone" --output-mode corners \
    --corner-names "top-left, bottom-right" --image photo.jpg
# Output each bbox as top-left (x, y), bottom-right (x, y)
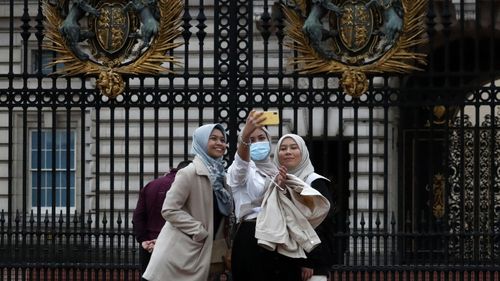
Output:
top-left (251, 111), bottom-right (279, 125)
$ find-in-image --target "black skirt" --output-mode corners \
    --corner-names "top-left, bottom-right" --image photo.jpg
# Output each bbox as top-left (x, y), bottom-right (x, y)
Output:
top-left (231, 220), bottom-right (301, 281)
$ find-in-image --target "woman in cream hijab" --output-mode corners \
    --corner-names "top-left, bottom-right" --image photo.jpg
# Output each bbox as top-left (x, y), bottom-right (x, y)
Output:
top-left (274, 134), bottom-right (335, 281)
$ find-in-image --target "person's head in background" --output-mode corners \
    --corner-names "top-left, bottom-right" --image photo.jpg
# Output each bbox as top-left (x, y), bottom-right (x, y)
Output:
top-left (176, 160), bottom-right (192, 170)
top-left (163, 160), bottom-right (192, 175)
top-left (274, 133), bottom-right (314, 181)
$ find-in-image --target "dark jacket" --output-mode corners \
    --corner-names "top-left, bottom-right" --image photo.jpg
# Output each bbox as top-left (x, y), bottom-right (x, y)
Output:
top-left (133, 168), bottom-right (179, 242)
top-left (303, 177), bottom-right (336, 276)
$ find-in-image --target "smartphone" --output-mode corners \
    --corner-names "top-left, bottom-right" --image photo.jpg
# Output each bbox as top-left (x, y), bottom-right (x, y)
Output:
top-left (258, 111), bottom-right (280, 125)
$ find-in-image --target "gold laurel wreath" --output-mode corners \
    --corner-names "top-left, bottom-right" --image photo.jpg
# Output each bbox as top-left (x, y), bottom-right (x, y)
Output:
top-left (283, 0), bottom-right (428, 75)
top-left (42, 0), bottom-right (183, 93)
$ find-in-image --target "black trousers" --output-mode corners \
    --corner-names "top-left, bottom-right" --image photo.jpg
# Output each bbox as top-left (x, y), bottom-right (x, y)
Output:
top-left (231, 221), bottom-right (301, 281)
top-left (139, 246), bottom-right (152, 281)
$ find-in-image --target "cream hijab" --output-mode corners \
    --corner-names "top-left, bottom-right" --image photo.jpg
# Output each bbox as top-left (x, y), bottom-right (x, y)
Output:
top-left (273, 133), bottom-right (314, 181)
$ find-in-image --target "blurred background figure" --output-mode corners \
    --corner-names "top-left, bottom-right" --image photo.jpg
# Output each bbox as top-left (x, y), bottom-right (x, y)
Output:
top-left (133, 160), bottom-right (192, 279)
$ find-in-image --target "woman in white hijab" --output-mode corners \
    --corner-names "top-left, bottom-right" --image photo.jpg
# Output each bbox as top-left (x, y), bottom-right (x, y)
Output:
top-left (143, 124), bottom-right (233, 281)
top-left (274, 134), bottom-right (335, 281)
top-left (227, 111), bottom-right (301, 281)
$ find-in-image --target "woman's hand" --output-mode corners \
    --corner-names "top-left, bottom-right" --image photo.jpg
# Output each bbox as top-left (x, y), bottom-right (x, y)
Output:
top-left (141, 240), bottom-right (156, 253)
top-left (274, 165), bottom-right (288, 191)
top-left (301, 267), bottom-right (313, 281)
top-left (240, 110), bottom-right (266, 141)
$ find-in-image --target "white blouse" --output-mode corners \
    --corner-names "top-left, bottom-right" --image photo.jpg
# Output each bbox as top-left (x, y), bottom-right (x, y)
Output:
top-left (226, 153), bottom-right (268, 221)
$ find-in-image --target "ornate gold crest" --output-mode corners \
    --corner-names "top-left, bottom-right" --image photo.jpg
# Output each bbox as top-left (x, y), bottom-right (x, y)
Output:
top-left (42, 0), bottom-right (183, 98)
top-left (283, 0), bottom-right (428, 97)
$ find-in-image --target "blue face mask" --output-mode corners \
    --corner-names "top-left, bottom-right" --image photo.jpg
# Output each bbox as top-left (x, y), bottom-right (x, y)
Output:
top-left (250, 141), bottom-right (271, 161)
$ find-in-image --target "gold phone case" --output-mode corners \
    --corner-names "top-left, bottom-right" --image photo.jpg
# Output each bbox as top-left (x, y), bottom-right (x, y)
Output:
top-left (259, 111), bottom-right (279, 125)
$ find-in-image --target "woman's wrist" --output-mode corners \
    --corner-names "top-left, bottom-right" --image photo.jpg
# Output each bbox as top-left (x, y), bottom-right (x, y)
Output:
top-left (238, 135), bottom-right (251, 147)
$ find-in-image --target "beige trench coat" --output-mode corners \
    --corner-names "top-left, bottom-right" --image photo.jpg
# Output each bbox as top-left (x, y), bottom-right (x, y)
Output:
top-left (143, 156), bottom-right (223, 281)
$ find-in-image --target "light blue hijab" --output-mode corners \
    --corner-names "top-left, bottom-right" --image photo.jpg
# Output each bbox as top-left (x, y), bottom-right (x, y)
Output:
top-left (191, 124), bottom-right (233, 216)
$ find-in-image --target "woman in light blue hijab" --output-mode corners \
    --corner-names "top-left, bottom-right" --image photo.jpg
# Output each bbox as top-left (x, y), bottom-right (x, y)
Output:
top-left (143, 123), bottom-right (233, 281)
top-left (191, 123), bottom-right (233, 216)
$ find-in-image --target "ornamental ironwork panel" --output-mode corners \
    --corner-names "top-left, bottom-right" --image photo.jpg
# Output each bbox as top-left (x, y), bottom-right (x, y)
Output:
top-left (448, 113), bottom-right (500, 261)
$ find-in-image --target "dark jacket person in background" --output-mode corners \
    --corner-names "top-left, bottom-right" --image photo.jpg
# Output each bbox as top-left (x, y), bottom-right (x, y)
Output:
top-left (133, 160), bottom-right (192, 278)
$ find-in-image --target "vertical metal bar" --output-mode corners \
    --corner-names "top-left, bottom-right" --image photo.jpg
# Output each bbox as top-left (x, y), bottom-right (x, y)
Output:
top-left (66, 107), bottom-right (71, 228)
top-left (443, 97), bottom-right (451, 266)
top-left (7, 6), bottom-right (14, 264)
top-left (181, 0), bottom-right (191, 157)
top-left (109, 105), bottom-right (115, 267)
top-left (246, 0), bottom-right (253, 122)
top-left (57, 211), bottom-right (63, 281)
top-left (168, 108), bottom-right (174, 165)
top-left (139, 78), bottom-right (145, 192)
top-left (80, 106), bottom-right (86, 238)
top-left (51, 109), bottom-right (56, 223)
top-left (459, 105), bottom-right (465, 265)
top-left (228, 0), bottom-right (242, 157)
top-left (80, 106), bottom-right (87, 279)
top-left (368, 98), bottom-right (373, 266)
top-left (473, 92), bottom-right (480, 263)
top-left (307, 78), bottom-right (313, 141)
top-left (352, 99), bottom-right (359, 265)
top-left (391, 213), bottom-right (396, 265)
top-left (321, 89), bottom-right (329, 176)
top-left (275, 0), bottom-right (285, 138)
top-left (383, 93), bottom-right (389, 266)
top-left (95, 106), bottom-right (101, 229)
top-left (427, 101), bottom-right (435, 265)
top-left (375, 212), bottom-right (381, 266)
top-left (488, 0), bottom-right (497, 268)
top-left (337, 87), bottom-right (345, 266)
top-left (21, 0), bottom-right (31, 86)
top-left (124, 104), bottom-right (131, 268)
top-left (154, 101), bottom-right (159, 179)
top-left (261, 0), bottom-right (270, 108)
top-left (20, 0), bottom-right (33, 269)
top-left (94, 104), bottom-right (101, 278)
top-left (196, 0), bottom-right (207, 142)
top-left (186, 108), bottom-right (191, 155)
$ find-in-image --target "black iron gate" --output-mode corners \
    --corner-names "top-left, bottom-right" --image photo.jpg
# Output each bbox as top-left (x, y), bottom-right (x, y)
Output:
top-left (0, 0), bottom-right (499, 280)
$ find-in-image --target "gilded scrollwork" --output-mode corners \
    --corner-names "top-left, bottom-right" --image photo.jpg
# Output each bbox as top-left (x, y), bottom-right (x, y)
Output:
top-left (432, 173), bottom-right (445, 219)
